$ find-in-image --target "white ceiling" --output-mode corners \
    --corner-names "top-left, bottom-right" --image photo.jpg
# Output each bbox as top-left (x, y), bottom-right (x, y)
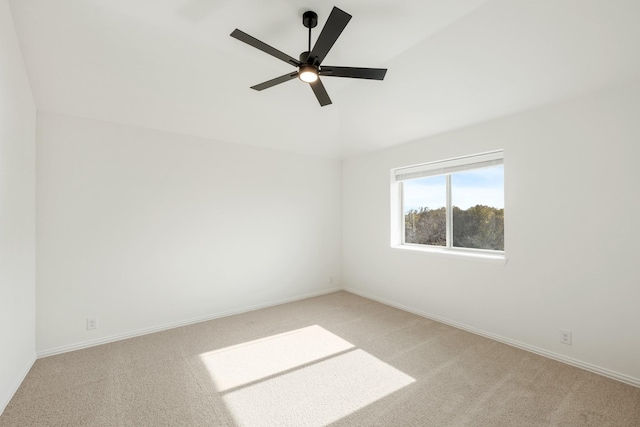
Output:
top-left (9, 0), bottom-right (640, 159)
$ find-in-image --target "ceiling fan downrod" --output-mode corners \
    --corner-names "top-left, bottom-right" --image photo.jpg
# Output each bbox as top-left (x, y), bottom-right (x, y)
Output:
top-left (302, 11), bottom-right (318, 62)
top-left (302, 10), bottom-right (318, 52)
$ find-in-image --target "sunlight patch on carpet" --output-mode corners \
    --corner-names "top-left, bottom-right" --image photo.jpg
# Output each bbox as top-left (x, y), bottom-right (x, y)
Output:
top-left (222, 349), bottom-right (415, 426)
top-left (200, 326), bottom-right (415, 426)
top-left (199, 325), bottom-right (354, 391)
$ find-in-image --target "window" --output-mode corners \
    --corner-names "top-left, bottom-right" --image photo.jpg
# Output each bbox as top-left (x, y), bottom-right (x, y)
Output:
top-left (391, 151), bottom-right (504, 257)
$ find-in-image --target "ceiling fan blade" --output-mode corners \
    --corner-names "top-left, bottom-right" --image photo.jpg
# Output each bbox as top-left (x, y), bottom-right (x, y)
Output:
top-left (309, 7), bottom-right (351, 65)
top-left (230, 29), bottom-right (301, 67)
top-left (320, 66), bottom-right (387, 80)
top-left (310, 78), bottom-right (332, 106)
top-left (250, 72), bottom-right (299, 91)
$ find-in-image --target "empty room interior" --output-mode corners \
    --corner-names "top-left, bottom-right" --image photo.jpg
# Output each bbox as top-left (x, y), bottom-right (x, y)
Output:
top-left (1, 0), bottom-right (640, 425)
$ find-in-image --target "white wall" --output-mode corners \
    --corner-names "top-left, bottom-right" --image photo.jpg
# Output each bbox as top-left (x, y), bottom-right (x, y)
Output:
top-left (0, 0), bottom-right (36, 414)
top-left (343, 81), bottom-right (640, 385)
top-left (36, 112), bottom-right (342, 353)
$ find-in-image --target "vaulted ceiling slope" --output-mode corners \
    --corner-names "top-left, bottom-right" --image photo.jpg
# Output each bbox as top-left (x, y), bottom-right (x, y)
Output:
top-left (9, 0), bottom-right (640, 159)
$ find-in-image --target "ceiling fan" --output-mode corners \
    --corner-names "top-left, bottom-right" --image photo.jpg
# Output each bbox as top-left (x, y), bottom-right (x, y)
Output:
top-left (230, 6), bottom-right (387, 107)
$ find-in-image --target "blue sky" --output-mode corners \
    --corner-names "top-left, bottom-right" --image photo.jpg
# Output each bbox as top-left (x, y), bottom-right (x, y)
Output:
top-left (403, 165), bottom-right (504, 212)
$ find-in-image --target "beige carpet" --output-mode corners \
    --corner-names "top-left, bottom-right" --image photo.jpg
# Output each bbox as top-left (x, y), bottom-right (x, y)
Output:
top-left (1, 291), bottom-right (639, 426)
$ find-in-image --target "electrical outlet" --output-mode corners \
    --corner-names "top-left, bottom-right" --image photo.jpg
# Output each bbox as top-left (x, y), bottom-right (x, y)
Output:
top-left (87, 317), bottom-right (98, 330)
top-left (560, 329), bottom-right (572, 345)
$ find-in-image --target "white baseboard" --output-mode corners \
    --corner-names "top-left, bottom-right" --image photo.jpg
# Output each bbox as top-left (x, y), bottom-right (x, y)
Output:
top-left (0, 353), bottom-right (36, 416)
top-left (37, 287), bottom-right (342, 358)
top-left (34, 285), bottom-right (640, 389)
top-left (344, 287), bottom-right (640, 389)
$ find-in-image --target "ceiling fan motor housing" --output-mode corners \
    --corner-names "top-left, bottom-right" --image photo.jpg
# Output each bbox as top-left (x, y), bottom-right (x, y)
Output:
top-left (299, 51), bottom-right (319, 66)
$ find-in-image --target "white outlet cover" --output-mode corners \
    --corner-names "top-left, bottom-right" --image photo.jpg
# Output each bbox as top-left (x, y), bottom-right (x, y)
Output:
top-left (560, 329), bottom-right (572, 345)
top-left (87, 317), bottom-right (98, 330)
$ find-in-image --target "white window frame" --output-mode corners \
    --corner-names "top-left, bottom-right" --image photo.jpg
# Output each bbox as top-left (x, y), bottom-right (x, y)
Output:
top-left (390, 150), bottom-right (505, 261)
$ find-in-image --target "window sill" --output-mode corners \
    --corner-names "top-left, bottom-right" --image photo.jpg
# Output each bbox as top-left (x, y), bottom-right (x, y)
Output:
top-left (391, 244), bottom-right (507, 264)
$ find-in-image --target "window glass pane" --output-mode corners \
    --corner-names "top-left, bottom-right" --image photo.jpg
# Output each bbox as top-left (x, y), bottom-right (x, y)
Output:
top-left (451, 165), bottom-right (504, 250)
top-left (403, 176), bottom-right (446, 246)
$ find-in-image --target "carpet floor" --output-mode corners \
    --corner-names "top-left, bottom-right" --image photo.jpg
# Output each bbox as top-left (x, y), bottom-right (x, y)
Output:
top-left (1, 291), bottom-right (639, 426)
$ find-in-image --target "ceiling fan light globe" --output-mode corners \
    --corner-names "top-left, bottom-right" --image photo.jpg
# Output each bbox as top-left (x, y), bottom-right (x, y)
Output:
top-left (299, 68), bottom-right (318, 83)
